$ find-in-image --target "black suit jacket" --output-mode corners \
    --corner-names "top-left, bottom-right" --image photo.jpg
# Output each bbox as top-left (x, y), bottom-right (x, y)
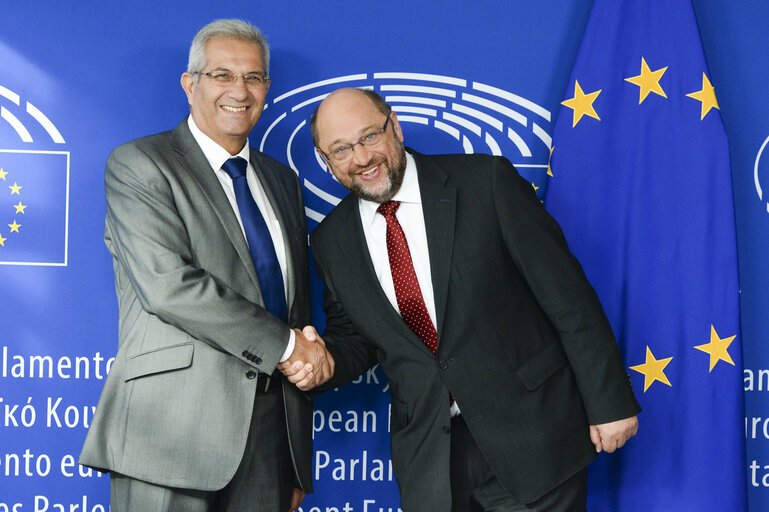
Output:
top-left (310, 150), bottom-right (640, 510)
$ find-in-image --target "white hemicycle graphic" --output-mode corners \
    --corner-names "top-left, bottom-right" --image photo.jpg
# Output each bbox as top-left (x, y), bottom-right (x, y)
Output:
top-left (1, 83), bottom-right (70, 266)
top-left (257, 73), bottom-right (553, 224)
top-left (0, 83), bottom-right (65, 144)
top-left (755, 134), bottom-right (769, 213)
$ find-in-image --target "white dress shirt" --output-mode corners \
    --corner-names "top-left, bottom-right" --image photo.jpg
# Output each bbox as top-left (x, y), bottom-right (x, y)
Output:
top-left (187, 117), bottom-right (295, 361)
top-left (358, 153), bottom-right (460, 415)
top-left (358, 153), bottom-right (437, 326)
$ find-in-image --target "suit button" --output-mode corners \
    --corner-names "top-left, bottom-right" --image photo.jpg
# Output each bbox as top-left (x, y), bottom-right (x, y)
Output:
top-left (438, 360), bottom-right (449, 370)
top-left (442, 425), bottom-right (451, 434)
top-left (242, 350), bottom-right (249, 357)
top-left (254, 357), bottom-right (263, 365)
top-left (246, 370), bottom-right (257, 379)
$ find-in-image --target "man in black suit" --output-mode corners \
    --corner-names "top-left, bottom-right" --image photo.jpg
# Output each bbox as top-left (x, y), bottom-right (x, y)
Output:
top-left (280, 88), bottom-right (639, 512)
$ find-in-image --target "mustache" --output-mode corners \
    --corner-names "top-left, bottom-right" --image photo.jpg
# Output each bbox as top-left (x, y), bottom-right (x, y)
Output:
top-left (352, 158), bottom-right (386, 173)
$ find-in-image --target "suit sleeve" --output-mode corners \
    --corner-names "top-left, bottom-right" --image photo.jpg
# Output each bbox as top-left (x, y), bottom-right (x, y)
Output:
top-left (310, 230), bottom-right (379, 391)
top-left (104, 143), bottom-right (289, 373)
top-left (491, 157), bottom-right (640, 424)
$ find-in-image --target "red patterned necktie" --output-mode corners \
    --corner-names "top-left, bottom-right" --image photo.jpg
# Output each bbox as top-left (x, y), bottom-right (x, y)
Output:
top-left (377, 200), bottom-right (438, 354)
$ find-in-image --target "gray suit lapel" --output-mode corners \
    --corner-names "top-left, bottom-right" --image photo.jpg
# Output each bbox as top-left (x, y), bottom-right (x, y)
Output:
top-left (333, 197), bottom-right (436, 357)
top-left (411, 151), bottom-right (456, 348)
top-left (170, 121), bottom-right (263, 295)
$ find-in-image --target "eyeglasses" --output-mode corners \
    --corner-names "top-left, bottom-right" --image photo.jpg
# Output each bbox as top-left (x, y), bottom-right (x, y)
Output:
top-left (320, 116), bottom-right (391, 163)
top-left (193, 71), bottom-right (270, 88)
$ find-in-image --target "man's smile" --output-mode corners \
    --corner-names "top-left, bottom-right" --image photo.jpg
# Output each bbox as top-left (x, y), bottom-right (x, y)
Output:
top-left (357, 164), bottom-right (381, 178)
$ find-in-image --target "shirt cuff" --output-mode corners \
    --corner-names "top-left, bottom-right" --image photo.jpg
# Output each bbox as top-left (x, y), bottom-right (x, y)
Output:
top-left (279, 329), bottom-right (296, 362)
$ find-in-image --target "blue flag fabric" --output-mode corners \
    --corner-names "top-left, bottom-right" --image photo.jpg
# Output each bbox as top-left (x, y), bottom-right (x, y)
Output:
top-left (545, 1), bottom-right (745, 510)
top-left (0, 150), bottom-right (69, 266)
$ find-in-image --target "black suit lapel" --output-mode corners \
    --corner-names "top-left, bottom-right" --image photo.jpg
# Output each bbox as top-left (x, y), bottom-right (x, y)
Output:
top-left (411, 151), bottom-right (456, 348)
top-left (171, 120), bottom-right (262, 293)
top-left (332, 196), bottom-right (436, 357)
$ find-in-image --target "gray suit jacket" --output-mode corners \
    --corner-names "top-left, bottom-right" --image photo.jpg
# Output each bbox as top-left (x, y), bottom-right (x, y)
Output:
top-left (80, 119), bottom-right (313, 492)
top-left (310, 150), bottom-right (640, 510)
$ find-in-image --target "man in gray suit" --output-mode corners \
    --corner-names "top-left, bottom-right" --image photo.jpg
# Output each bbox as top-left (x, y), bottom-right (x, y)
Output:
top-left (280, 88), bottom-right (639, 512)
top-left (80, 19), bottom-right (332, 512)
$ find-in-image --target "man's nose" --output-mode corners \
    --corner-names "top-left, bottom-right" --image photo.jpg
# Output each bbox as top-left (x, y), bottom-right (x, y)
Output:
top-left (227, 76), bottom-right (250, 99)
top-left (351, 143), bottom-right (372, 166)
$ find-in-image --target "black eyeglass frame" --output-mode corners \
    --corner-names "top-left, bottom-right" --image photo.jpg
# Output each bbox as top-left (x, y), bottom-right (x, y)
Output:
top-left (318, 115), bottom-right (391, 162)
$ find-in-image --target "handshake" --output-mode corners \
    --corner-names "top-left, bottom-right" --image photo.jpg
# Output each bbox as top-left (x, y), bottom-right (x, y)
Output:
top-left (278, 326), bottom-right (335, 391)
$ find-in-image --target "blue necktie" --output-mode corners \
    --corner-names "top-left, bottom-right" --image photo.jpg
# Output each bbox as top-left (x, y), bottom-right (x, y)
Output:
top-left (222, 157), bottom-right (287, 323)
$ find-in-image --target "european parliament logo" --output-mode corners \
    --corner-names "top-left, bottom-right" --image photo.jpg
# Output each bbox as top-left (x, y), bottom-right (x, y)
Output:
top-left (755, 134), bottom-right (769, 214)
top-left (0, 83), bottom-right (69, 266)
top-left (255, 72), bottom-right (553, 226)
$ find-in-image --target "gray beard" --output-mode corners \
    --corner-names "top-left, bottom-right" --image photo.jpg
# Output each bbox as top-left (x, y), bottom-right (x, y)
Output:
top-left (350, 147), bottom-right (407, 203)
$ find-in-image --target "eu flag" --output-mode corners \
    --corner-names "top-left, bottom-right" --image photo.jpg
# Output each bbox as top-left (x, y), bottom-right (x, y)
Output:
top-left (545, 0), bottom-right (745, 510)
top-left (0, 150), bottom-right (69, 266)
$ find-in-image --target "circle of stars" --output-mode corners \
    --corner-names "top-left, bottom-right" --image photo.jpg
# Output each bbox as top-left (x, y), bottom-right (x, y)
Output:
top-left (629, 324), bottom-right (736, 393)
top-left (558, 59), bottom-right (719, 131)
top-left (0, 167), bottom-right (26, 247)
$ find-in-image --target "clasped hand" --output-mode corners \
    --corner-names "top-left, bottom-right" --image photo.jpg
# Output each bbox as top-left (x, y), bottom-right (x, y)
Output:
top-left (277, 326), bottom-right (334, 391)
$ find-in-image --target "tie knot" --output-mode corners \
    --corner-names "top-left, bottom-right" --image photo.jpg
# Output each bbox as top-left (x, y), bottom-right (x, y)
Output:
top-left (377, 200), bottom-right (401, 218)
top-left (222, 157), bottom-right (248, 179)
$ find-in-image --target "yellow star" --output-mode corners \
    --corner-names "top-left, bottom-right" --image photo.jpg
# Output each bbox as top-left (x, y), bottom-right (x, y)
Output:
top-left (629, 346), bottom-right (673, 392)
top-left (686, 73), bottom-right (719, 120)
top-left (0, 168), bottom-right (7, 180)
top-left (0, 233), bottom-right (5, 246)
top-left (561, 80), bottom-right (601, 127)
top-left (625, 57), bottom-right (667, 104)
top-left (694, 324), bottom-right (736, 372)
top-left (531, 182), bottom-right (540, 192)
top-left (9, 182), bottom-right (22, 195)
top-left (547, 146), bottom-right (554, 177)
top-left (8, 221), bottom-right (20, 233)
top-left (13, 202), bottom-right (26, 214)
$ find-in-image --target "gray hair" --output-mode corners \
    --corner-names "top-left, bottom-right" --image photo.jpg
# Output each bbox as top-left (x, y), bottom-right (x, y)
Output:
top-left (187, 19), bottom-right (270, 80)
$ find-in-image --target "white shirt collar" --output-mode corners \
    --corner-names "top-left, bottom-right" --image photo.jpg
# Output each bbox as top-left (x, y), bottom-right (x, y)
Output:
top-left (187, 116), bottom-right (250, 172)
top-left (359, 152), bottom-right (420, 228)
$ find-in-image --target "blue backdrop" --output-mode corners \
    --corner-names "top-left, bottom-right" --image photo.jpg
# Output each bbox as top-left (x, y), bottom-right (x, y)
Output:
top-left (1, 1), bottom-right (767, 510)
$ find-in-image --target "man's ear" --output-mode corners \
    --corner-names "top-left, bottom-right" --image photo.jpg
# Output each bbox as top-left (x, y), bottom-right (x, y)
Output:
top-left (180, 73), bottom-right (195, 105)
top-left (316, 148), bottom-right (330, 168)
top-left (390, 111), bottom-right (405, 144)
